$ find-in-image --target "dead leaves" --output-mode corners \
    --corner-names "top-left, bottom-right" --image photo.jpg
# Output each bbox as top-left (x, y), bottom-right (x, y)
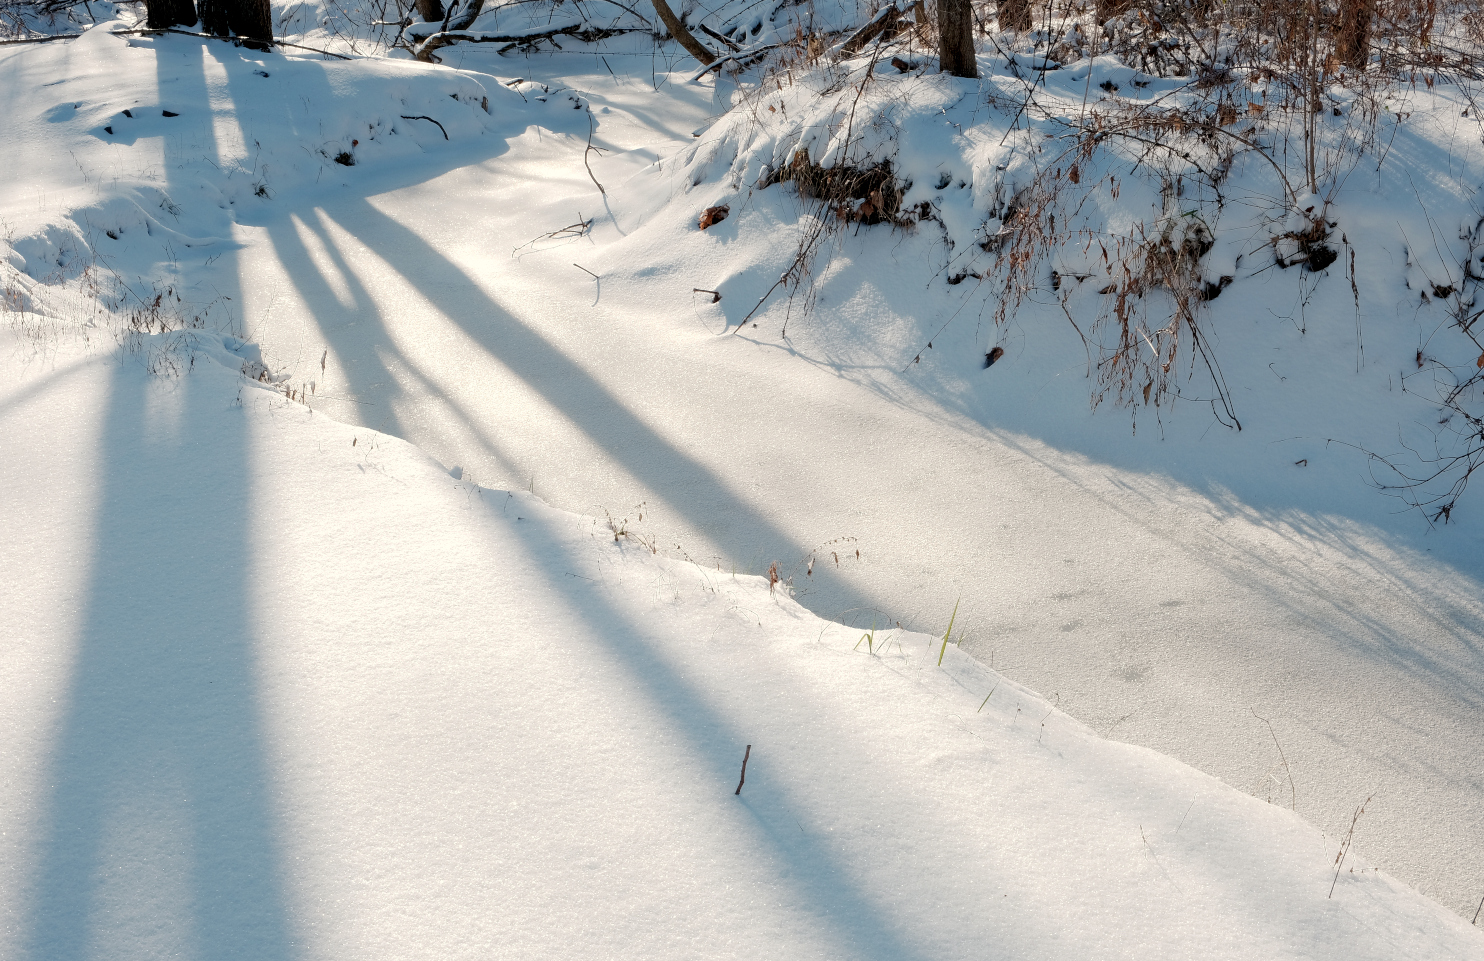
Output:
top-left (699, 205), bottom-right (730, 230)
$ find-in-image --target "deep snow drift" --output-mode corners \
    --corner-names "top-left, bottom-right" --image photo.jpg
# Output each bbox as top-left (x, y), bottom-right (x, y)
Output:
top-left (3, 4), bottom-right (1484, 951)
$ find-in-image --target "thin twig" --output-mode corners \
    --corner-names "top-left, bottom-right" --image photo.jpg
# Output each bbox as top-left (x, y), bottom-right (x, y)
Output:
top-left (1329, 794), bottom-right (1374, 898)
top-left (583, 108), bottom-right (606, 195)
top-left (734, 744), bottom-right (751, 795)
top-left (1251, 708), bottom-right (1295, 809)
top-left (399, 114), bottom-right (448, 139)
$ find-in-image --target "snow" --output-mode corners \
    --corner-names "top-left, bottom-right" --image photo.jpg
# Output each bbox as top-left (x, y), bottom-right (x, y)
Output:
top-left (4, 325), bottom-right (1482, 960)
top-left (4, 6), bottom-right (1484, 956)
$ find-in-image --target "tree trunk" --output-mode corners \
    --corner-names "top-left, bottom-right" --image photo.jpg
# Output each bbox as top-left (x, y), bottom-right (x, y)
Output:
top-left (412, 0), bottom-right (487, 61)
top-left (649, 0), bottom-right (715, 65)
top-left (232, 0), bottom-right (272, 43)
top-left (196, 0), bottom-right (271, 40)
top-left (1336, 0), bottom-right (1373, 69)
top-left (145, 0), bottom-right (197, 28)
top-left (938, 0), bottom-right (977, 77)
top-left (197, 0), bottom-right (230, 34)
top-left (415, 0), bottom-right (445, 22)
top-left (998, 0), bottom-right (1031, 32)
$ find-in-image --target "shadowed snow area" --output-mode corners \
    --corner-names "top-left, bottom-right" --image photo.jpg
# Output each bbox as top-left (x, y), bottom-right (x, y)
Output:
top-left (3, 14), bottom-right (1484, 955)
top-left (225, 57), bottom-right (1484, 918)
top-left (4, 327), bottom-right (1483, 960)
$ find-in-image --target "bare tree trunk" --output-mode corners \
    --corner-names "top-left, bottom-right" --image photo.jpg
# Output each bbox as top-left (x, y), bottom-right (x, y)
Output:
top-left (1336, 0), bottom-right (1373, 68)
top-left (938, 0), bottom-right (977, 76)
top-left (650, 0), bottom-right (715, 64)
top-left (195, 0), bottom-right (270, 44)
top-left (145, 0), bottom-right (197, 28)
top-left (197, 0), bottom-right (229, 34)
top-left (232, 0), bottom-right (272, 43)
top-left (998, 0), bottom-right (1031, 32)
top-left (415, 0), bottom-right (445, 22)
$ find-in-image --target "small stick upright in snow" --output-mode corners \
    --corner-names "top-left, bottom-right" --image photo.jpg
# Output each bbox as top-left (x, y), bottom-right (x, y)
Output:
top-left (735, 744), bottom-right (751, 795)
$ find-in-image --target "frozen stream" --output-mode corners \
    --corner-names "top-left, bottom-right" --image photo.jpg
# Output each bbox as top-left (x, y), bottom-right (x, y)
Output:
top-left (225, 60), bottom-right (1484, 916)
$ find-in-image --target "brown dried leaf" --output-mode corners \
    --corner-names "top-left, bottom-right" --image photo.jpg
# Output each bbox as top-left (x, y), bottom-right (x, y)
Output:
top-left (699, 204), bottom-right (730, 230)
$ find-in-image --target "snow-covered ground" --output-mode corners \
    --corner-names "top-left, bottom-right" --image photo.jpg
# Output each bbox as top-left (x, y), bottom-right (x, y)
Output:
top-left (5, 323), bottom-right (1483, 960)
top-left (4, 8), bottom-right (1484, 956)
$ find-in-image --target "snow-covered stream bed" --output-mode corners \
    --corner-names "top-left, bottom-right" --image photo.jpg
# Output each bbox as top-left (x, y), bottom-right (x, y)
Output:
top-left (226, 54), bottom-right (1484, 918)
top-left (3, 21), bottom-right (1484, 956)
top-left (4, 323), bottom-right (1479, 959)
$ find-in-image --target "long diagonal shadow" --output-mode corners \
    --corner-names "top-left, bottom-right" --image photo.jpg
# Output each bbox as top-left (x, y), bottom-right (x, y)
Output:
top-left (280, 198), bottom-right (939, 954)
top-left (22, 36), bottom-right (294, 961)
top-left (488, 494), bottom-right (950, 961)
top-left (260, 209), bottom-right (537, 491)
top-left (316, 197), bottom-right (875, 601)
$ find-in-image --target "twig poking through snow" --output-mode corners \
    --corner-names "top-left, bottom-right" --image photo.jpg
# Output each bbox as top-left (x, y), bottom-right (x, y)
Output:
top-left (399, 115), bottom-right (448, 139)
top-left (584, 110), bottom-right (606, 196)
top-left (1251, 708), bottom-right (1295, 810)
top-left (1329, 794), bottom-right (1374, 898)
top-left (735, 744), bottom-right (751, 795)
top-left (573, 264), bottom-right (600, 304)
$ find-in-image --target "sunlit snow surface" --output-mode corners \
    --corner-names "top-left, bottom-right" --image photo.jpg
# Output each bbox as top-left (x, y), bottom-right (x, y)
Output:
top-left (2, 16), bottom-right (1484, 956)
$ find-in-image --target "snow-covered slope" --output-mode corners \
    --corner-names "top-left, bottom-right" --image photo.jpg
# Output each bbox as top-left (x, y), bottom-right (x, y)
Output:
top-left (3, 8), bottom-right (1484, 944)
top-left (3, 324), bottom-right (1483, 960)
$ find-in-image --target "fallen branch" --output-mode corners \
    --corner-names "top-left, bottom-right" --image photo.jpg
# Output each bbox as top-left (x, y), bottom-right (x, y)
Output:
top-left (413, 22), bottom-right (640, 60)
top-left (687, 41), bottom-right (783, 81)
top-left (833, 2), bottom-right (903, 59)
top-left (399, 114), bottom-right (448, 139)
top-left (1, 26), bottom-right (354, 57)
top-left (153, 27), bottom-right (352, 57)
top-left (697, 22), bottom-right (742, 52)
top-left (0, 33), bottom-right (78, 44)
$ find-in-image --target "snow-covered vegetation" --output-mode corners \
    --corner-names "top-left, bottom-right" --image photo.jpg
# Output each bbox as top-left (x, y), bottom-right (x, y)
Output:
top-left (5, 0), bottom-right (1484, 955)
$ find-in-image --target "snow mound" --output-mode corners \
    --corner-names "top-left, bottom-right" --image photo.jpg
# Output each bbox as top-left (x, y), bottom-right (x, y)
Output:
top-left (637, 46), bottom-right (1484, 516)
top-left (0, 21), bottom-right (513, 285)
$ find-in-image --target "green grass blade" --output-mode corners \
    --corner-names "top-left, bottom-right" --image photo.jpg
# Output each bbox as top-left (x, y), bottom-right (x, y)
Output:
top-left (937, 598), bottom-right (960, 667)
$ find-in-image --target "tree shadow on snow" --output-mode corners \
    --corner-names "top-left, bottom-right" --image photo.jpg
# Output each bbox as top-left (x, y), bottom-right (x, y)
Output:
top-left (20, 37), bottom-right (295, 961)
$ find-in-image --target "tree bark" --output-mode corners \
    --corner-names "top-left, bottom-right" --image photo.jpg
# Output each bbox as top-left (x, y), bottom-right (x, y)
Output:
top-left (938, 0), bottom-right (977, 77)
top-left (650, 0), bottom-right (715, 65)
top-left (415, 0), bottom-right (445, 23)
top-left (997, 0), bottom-right (1031, 32)
top-left (412, 0), bottom-right (488, 61)
top-left (145, 0), bottom-right (197, 28)
top-left (197, 0), bottom-right (229, 34)
top-left (232, 0), bottom-right (272, 43)
top-left (196, 0), bottom-right (271, 44)
top-left (1336, 0), bottom-right (1373, 69)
